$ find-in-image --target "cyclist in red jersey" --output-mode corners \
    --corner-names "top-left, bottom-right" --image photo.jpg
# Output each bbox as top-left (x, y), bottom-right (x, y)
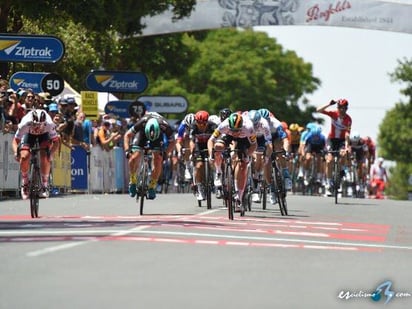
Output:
top-left (316, 99), bottom-right (352, 194)
top-left (364, 136), bottom-right (376, 176)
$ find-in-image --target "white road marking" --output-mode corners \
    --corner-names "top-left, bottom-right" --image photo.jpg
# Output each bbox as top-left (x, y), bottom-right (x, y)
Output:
top-left (25, 225), bottom-right (148, 257)
top-left (0, 228), bottom-right (408, 252)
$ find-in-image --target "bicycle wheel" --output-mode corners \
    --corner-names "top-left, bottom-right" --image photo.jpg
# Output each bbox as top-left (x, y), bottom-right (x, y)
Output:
top-left (139, 162), bottom-right (148, 215)
top-left (333, 157), bottom-right (340, 204)
top-left (29, 165), bottom-right (40, 218)
top-left (261, 181), bottom-right (267, 210)
top-left (273, 164), bottom-right (288, 216)
top-left (225, 162), bottom-right (234, 220)
top-left (205, 159), bottom-right (212, 209)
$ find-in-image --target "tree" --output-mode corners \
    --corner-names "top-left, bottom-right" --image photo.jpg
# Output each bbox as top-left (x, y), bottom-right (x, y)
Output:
top-left (0, 0), bottom-right (197, 81)
top-left (148, 28), bottom-right (321, 125)
top-left (378, 58), bottom-right (412, 200)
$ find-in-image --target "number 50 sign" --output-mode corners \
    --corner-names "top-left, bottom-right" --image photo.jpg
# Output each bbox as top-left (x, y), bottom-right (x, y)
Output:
top-left (9, 71), bottom-right (64, 96)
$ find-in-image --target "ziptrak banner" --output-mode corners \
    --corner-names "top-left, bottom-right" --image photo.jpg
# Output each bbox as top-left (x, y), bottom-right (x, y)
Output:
top-left (140, 0), bottom-right (412, 36)
top-left (0, 34), bottom-right (64, 63)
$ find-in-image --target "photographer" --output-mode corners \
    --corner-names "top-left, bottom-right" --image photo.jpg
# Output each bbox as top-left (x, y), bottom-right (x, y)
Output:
top-left (1, 89), bottom-right (19, 133)
top-left (57, 97), bottom-right (77, 149)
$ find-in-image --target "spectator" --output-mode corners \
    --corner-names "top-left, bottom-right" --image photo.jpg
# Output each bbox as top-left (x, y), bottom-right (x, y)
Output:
top-left (369, 157), bottom-right (388, 199)
top-left (37, 92), bottom-right (52, 109)
top-left (72, 111), bottom-right (90, 151)
top-left (2, 90), bottom-right (19, 133)
top-left (96, 117), bottom-right (121, 151)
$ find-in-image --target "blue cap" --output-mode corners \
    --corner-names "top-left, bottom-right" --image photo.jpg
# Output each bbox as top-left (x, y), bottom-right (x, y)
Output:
top-left (48, 103), bottom-right (59, 112)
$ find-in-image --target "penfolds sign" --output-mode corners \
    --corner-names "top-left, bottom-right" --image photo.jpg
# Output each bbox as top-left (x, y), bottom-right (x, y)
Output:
top-left (140, 0), bottom-right (412, 36)
top-left (306, 1), bottom-right (352, 22)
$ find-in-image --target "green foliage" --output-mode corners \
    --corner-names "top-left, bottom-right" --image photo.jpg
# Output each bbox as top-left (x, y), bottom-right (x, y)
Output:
top-left (0, 0), bottom-right (197, 81)
top-left (378, 102), bottom-right (412, 163)
top-left (378, 58), bottom-right (412, 200)
top-left (386, 162), bottom-right (412, 200)
top-left (149, 29), bottom-right (320, 122)
top-left (1, 3), bottom-right (320, 126)
top-left (390, 58), bottom-right (412, 99)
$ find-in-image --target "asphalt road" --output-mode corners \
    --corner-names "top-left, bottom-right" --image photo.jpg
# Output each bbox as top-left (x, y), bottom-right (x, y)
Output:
top-left (1, 192), bottom-right (411, 309)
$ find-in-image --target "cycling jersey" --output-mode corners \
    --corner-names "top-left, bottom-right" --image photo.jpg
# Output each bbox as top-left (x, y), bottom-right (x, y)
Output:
top-left (320, 110), bottom-right (352, 139)
top-left (190, 121), bottom-right (217, 145)
top-left (210, 117), bottom-right (256, 145)
top-left (15, 109), bottom-right (58, 140)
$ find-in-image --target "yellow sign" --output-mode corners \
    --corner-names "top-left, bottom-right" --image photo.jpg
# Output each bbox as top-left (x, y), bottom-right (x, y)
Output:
top-left (81, 91), bottom-right (98, 120)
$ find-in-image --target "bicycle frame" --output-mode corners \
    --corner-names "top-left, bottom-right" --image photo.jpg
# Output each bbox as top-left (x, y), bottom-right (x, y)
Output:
top-left (328, 150), bottom-right (341, 204)
top-left (193, 149), bottom-right (212, 209)
top-left (221, 148), bottom-right (246, 219)
top-left (271, 150), bottom-right (288, 216)
top-left (29, 141), bottom-right (42, 218)
top-left (137, 147), bottom-right (152, 215)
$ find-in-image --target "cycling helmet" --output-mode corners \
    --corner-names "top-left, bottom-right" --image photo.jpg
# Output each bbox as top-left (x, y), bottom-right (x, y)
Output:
top-left (228, 113), bottom-right (243, 131)
top-left (306, 122), bottom-right (317, 132)
top-left (258, 108), bottom-right (270, 120)
top-left (338, 99), bottom-right (349, 108)
top-left (219, 108), bottom-right (232, 122)
top-left (183, 113), bottom-right (195, 127)
top-left (289, 123), bottom-right (299, 131)
top-left (350, 131), bottom-right (361, 142)
top-left (144, 118), bottom-right (161, 141)
top-left (248, 109), bottom-right (261, 126)
top-left (32, 109), bottom-right (47, 124)
top-left (195, 110), bottom-right (209, 123)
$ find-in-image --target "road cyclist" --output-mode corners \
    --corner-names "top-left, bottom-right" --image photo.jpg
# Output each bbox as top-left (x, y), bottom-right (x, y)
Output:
top-left (175, 113), bottom-right (196, 182)
top-left (243, 109), bottom-right (272, 204)
top-left (316, 99), bottom-right (352, 196)
top-left (208, 112), bottom-right (257, 212)
top-left (301, 125), bottom-right (327, 194)
top-left (189, 110), bottom-right (217, 202)
top-left (258, 108), bottom-right (292, 204)
top-left (12, 109), bottom-right (60, 200)
top-left (347, 131), bottom-right (369, 197)
top-left (124, 113), bottom-right (176, 200)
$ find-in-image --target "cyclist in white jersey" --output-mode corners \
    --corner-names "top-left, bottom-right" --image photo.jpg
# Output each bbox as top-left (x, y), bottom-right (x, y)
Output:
top-left (208, 112), bottom-right (257, 209)
top-left (243, 110), bottom-right (273, 203)
top-left (258, 108), bottom-right (292, 204)
top-left (12, 109), bottom-right (60, 200)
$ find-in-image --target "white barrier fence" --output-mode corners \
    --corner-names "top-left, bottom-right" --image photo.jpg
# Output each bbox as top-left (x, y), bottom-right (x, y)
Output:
top-left (0, 133), bottom-right (128, 195)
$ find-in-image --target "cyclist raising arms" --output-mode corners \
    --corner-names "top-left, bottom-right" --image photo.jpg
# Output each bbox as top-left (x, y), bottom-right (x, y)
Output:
top-left (208, 112), bottom-right (257, 209)
top-left (124, 114), bottom-right (176, 200)
top-left (12, 109), bottom-right (60, 199)
top-left (316, 99), bottom-right (352, 194)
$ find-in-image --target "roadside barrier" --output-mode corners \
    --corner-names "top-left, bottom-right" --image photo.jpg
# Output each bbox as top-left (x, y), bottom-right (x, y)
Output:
top-left (0, 133), bottom-right (128, 197)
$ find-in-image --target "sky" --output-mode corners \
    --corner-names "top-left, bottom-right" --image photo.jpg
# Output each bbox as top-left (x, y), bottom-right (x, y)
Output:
top-left (254, 25), bottom-right (412, 145)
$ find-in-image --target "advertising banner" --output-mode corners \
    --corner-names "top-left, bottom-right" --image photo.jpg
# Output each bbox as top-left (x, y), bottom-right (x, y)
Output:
top-left (137, 95), bottom-right (188, 114)
top-left (51, 143), bottom-right (71, 188)
top-left (0, 34), bottom-right (65, 63)
top-left (86, 70), bottom-right (148, 93)
top-left (9, 71), bottom-right (64, 96)
top-left (104, 100), bottom-right (133, 118)
top-left (71, 146), bottom-right (88, 190)
top-left (81, 91), bottom-right (99, 120)
top-left (140, 0), bottom-right (412, 36)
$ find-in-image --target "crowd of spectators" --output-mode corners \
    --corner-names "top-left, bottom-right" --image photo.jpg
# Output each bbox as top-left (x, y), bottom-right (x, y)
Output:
top-left (0, 78), bottom-right (134, 153)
